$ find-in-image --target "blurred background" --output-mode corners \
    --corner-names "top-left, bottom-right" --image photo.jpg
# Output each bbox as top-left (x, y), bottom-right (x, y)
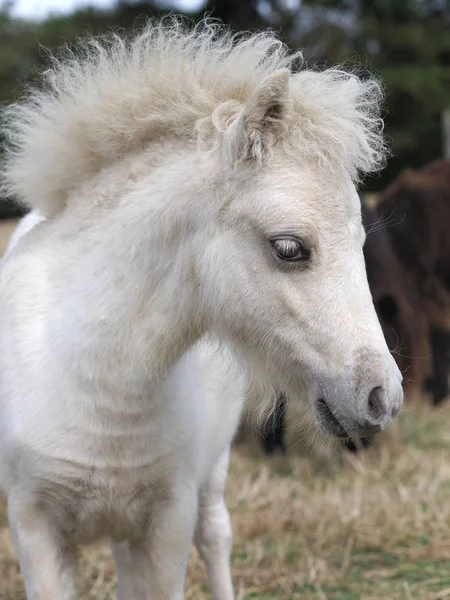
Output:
top-left (0, 2), bottom-right (450, 599)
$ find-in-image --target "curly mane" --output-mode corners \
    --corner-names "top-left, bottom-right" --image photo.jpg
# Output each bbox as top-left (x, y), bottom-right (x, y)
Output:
top-left (1, 17), bottom-right (387, 217)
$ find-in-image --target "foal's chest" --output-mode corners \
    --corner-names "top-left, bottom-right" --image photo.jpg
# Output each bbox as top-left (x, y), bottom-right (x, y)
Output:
top-left (53, 459), bottom-right (176, 545)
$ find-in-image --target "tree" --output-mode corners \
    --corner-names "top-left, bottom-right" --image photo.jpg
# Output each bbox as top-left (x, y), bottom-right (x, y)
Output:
top-left (292, 0), bottom-right (450, 187)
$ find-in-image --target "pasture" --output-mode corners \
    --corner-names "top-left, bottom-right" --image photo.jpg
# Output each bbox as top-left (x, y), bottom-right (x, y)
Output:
top-left (0, 221), bottom-right (449, 600)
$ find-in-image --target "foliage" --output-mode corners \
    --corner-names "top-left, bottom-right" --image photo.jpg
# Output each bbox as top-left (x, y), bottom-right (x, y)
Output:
top-left (294, 0), bottom-right (450, 188)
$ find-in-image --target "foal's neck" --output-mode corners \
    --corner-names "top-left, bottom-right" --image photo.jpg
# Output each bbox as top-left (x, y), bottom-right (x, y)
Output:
top-left (62, 154), bottom-right (208, 390)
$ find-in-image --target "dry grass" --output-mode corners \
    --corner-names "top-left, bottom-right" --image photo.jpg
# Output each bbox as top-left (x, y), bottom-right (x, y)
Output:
top-left (0, 220), bottom-right (449, 600)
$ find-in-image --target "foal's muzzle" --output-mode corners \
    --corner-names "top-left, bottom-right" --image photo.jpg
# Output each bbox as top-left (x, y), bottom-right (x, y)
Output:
top-left (316, 384), bottom-right (402, 440)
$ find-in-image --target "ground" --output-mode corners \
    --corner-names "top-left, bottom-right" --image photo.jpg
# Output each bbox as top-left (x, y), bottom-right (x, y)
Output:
top-left (0, 220), bottom-right (449, 600)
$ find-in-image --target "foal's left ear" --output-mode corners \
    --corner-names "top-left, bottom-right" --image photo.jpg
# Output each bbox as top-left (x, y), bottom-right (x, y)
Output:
top-left (225, 69), bottom-right (291, 164)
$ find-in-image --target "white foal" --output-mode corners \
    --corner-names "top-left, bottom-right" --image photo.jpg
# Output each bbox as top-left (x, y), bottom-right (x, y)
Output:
top-left (0, 19), bottom-right (403, 599)
top-left (3, 211), bottom-right (240, 600)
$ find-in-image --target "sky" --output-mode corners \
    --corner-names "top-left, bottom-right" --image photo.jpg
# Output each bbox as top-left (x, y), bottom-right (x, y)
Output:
top-left (11, 0), bottom-right (204, 20)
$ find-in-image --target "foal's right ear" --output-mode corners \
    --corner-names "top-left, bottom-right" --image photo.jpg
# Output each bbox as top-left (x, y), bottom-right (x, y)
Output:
top-left (224, 69), bottom-right (291, 164)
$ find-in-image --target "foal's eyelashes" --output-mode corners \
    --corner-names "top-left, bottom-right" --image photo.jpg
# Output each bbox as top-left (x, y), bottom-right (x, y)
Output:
top-left (270, 236), bottom-right (311, 263)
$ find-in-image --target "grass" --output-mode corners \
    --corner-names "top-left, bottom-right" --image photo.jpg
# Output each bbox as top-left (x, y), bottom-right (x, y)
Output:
top-left (0, 221), bottom-right (449, 599)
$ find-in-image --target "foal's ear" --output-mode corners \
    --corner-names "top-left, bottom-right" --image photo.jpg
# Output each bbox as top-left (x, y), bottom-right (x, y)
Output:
top-left (225, 69), bottom-right (291, 164)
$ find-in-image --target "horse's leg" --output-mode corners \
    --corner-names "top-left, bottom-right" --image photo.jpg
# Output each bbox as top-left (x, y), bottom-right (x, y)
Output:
top-left (259, 392), bottom-right (287, 455)
top-left (111, 482), bottom-right (198, 600)
top-left (429, 328), bottom-right (450, 405)
top-left (195, 447), bottom-right (234, 600)
top-left (8, 492), bottom-right (78, 600)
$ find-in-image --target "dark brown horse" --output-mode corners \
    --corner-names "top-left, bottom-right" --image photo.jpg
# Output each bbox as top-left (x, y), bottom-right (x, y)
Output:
top-left (362, 200), bottom-right (432, 401)
top-left (377, 160), bottom-right (450, 405)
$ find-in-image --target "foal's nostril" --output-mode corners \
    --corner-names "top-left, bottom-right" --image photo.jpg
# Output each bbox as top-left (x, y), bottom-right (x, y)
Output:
top-left (367, 386), bottom-right (385, 419)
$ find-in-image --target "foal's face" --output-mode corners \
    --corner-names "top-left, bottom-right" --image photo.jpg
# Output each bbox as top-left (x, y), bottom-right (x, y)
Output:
top-left (200, 157), bottom-right (403, 441)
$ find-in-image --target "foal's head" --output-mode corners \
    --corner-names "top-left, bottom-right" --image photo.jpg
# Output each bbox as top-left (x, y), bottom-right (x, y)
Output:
top-left (0, 21), bottom-right (403, 440)
top-left (195, 68), bottom-right (403, 441)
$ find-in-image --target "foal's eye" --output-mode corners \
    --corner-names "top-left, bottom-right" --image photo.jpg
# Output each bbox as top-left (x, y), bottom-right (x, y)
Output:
top-left (271, 237), bottom-right (310, 262)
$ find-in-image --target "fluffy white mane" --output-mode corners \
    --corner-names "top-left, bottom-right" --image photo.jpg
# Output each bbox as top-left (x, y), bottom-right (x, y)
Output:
top-left (1, 18), bottom-right (387, 217)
